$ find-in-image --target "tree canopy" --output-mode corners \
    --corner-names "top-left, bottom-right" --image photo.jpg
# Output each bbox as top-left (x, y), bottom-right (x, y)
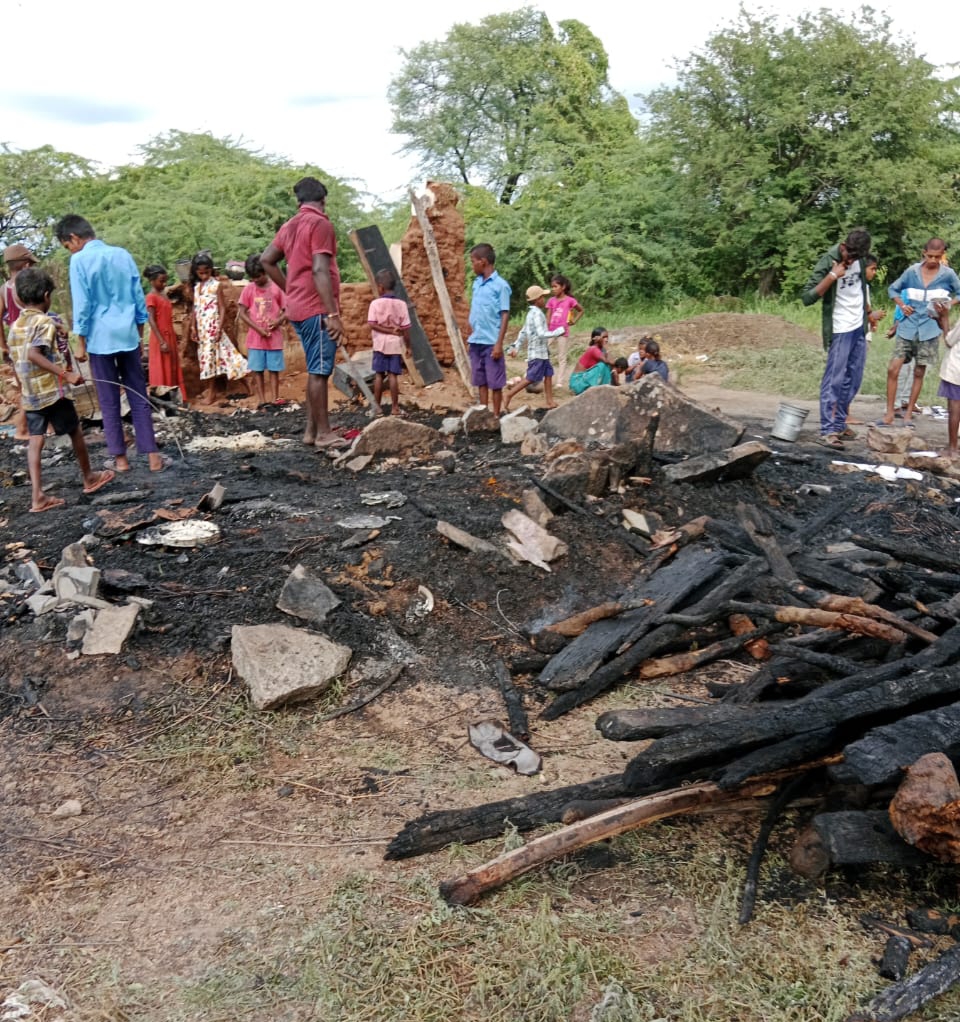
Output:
top-left (0, 133), bottom-right (367, 285)
top-left (642, 8), bottom-right (960, 295)
top-left (390, 7), bottom-right (636, 205)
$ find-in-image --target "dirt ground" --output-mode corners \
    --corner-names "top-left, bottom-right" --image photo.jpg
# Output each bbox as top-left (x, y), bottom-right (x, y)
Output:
top-left (2, 313), bottom-right (959, 1021)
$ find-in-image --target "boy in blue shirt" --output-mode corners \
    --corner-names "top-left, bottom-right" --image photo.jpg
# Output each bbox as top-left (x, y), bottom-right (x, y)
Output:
top-left (467, 243), bottom-right (511, 416)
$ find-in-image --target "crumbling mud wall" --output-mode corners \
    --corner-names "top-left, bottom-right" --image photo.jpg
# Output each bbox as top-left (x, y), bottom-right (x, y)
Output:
top-left (400, 182), bottom-right (470, 366)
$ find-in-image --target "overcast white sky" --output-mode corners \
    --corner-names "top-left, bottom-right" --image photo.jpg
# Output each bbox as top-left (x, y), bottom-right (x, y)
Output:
top-left (2, 1), bottom-right (955, 207)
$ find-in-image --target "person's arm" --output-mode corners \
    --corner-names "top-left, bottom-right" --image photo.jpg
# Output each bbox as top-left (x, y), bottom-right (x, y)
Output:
top-left (69, 259), bottom-right (90, 360)
top-left (27, 331), bottom-right (82, 386)
top-left (888, 270), bottom-right (914, 317)
top-left (260, 242), bottom-right (287, 292)
top-left (569, 299), bottom-right (584, 325)
top-left (801, 252), bottom-right (842, 306)
top-left (492, 310), bottom-right (510, 359)
top-left (237, 304), bottom-right (269, 339)
top-left (311, 253), bottom-right (342, 340)
top-left (146, 306), bottom-right (169, 352)
top-left (0, 290), bottom-right (8, 360)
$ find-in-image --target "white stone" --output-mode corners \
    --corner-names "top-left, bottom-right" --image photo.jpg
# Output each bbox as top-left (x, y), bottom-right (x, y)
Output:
top-left (499, 413), bottom-right (538, 445)
top-left (232, 624), bottom-right (352, 710)
top-left (52, 799), bottom-right (82, 818)
top-left (82, 604), bottom-right (140, 656)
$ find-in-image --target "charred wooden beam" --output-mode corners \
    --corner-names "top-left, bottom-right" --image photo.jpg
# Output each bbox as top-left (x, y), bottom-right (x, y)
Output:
top-left (715, 730), bottom-right (840, 790)
top-left (737, 502), bottom-right (796, 581)
top-left (494, 660), bottom-right (529, 741)
top-left (786, 582), bottom-right (938, 644)
top-left (878, 936), bottom-right (913, 982)
top-left (851, 534), bottom-right (960, 574)
top-left (597, 704), bottom-right (748, 742)
top-left (846, 943), bottom-right (960, 1022)
top-left (790, 812), bottom-right (930, 879)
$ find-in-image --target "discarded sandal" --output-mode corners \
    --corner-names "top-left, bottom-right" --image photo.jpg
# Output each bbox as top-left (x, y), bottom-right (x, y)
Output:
top-left (815, 434), bottom-right (845, 449)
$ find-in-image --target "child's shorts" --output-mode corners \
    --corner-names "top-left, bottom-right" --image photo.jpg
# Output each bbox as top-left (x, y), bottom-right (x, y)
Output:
top-left (373, 352), bottom-right (404, 376)
top-left (893, 336), bottom-right (938, 367)
top-left (469, 343), bottom-right (507, 390)
top-left (26, 397), bottom-right (79, 437)
top-left (247, 349), bottom-right (285, 373)
top-left (526, 358), bottom-right (554, 383)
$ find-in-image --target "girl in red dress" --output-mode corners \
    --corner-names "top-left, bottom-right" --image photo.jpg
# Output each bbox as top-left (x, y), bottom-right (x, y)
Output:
top-left (144, 265), bottom-right (187, 398)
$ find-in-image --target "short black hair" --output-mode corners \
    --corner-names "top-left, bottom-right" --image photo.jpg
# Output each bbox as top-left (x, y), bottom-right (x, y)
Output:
top-left (144, 264), bottom-right (167, 281)
top-left (15, 267), bottom-right (55, 305)
top-left (375, 268), bottom-right (396, 290)
top-left (843, 228), bottom-right (871, 261)
top-left (864, 254), bottom-right (878, 268)
top-left (613, 357), bottom-right (629, 371)
top-left (189, 252), bottom-right (215, 287)
top-left (470, 243), bottom-right (496, 265)
top-left (54, 215), bottom-right (95, 242)
top-left (245, 254), bottom-right (264, 278)
top-left (293, 177), bottom-right (327, 204)
top-left (644, 339), bottom-right (661, 359)
top-left (591, 326), bottom-right (607, 341)
top-left (924, 237), bottom-right (946, 253)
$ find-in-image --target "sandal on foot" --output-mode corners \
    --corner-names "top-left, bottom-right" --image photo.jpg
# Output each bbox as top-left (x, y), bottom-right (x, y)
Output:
top-left (30, 496), bottom-right (66, 513)
top-left (150, 454), bottom-right (174, 472)
top-left (82, 469), bottom-right (115, 495)
top-left (839, 427), bottom-right (858, 439)
top-left (815, 434), bottom-right (845, 449)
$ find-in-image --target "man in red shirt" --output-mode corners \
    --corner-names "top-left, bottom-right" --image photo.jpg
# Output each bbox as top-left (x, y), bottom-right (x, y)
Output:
top-left (261, 178), bottom-right (345, 449)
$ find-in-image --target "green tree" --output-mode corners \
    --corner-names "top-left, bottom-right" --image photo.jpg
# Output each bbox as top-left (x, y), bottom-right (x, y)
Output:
top-left (642, 8), bottom-right (960, 295)
top-left (390, 8), bottom-right (636, 205)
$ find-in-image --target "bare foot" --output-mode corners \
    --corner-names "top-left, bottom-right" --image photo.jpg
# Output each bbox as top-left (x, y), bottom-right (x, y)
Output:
top-left (937, 448), bottom-right (960, 460)
top-left (148, 453), bottom-right (171, 472)
top-left (30, 494), bottom-right (66, 513)
top-left (302, 429), bottom-right (317, 446)
top-left (881, 413), bottom-right (895, 425)
top-left (545, 402), bottom-right (558, 409)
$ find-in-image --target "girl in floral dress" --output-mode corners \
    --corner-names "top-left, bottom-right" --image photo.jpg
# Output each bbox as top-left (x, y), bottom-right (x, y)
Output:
top-left (189, 253), bottom-right (248, 404)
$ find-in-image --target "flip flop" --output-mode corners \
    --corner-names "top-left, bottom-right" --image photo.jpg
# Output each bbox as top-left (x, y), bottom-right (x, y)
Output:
top-left (103, 457), bottom-right (132, 472)
top-left (150, 454), bottom-right (174, 472)
top-left (815, 434), bottom-right (845, 449)
top-left (873, 420), bottom-right (894, 428)
top-left (30, 496), bottom-right (66, 513)
top-left (839, 427), bottom-right (857, 439)
top-left (82, 469), bottom-right (115, 495)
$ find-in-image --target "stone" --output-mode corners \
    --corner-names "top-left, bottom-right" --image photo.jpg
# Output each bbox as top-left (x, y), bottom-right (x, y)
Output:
top-left (67, 611), bottom-right (95, 642)
top-left (1, 979), bottom-right (70, 1020)
top-left (54, 566), bottom-right (101, 602)
top-left (344, 454), bottom-right (373, 473)
top-left (435, 450), bottom-right (457, 474)
top-left (439, 416), bottom-right (462, 436)
top-left (661, 441), bottom-right (772, 484)
top-left (521, 488), bottom-right (554, 527)
top-left (277, 563), bottom-right (341, 626)
top-left (14, 560), bottom-right (44, 589)
top-left (59, 542), bottom-right (89, 569)
top-left (520, 432), bottom-right (550, 457)
top-left (231, 624), bottom-right (352, 710)
top-left (889, 752), bottom-right (960, 864)
top-left (436, 520), bottom-right (503, 557)
top-left (350, 418), bottom-right (442, 459)
top-left (26, 593), bottom-right (58, 616)
top-left (462, 405), bottom-right (500, 434)
top-left (499, 412), bottom-right (538, 445)
top-left (82, 603), bottom-right (140, 656)
top-left (867, 426), bottom-right (914, 454)
top-left (540, 375), bottom-right (743, 453)
top-left (502, 510), bottom-right (568, 570)
top-left (541, 453), bottom-right (610, 501)
top-left (52, 799), bottom-right (83, 818)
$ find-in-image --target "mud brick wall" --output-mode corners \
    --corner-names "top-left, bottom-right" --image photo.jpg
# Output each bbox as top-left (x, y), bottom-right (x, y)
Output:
top-left (400, 182), bottom-right (471, 366)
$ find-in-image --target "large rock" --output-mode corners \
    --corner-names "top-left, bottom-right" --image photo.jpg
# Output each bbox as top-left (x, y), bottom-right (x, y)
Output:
top-left (350, 418), bottom-right (442, 459)
top-left (499, 411), bottom-right (538, 444)
top-left (82, 603), bottom-right (140, 655)
top-left (540, 376), bottom-right (743, 454)
top-left (232, 624), bottom-right (352, 710)
top-left (276, 564), bottom-right (341, 626)
top-left (662, 441), bottom-right (772, 484)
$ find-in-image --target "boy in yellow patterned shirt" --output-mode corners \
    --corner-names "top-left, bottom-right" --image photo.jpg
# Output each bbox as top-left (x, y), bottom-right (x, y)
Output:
top-left (7, 268), bottom-right (113, 512)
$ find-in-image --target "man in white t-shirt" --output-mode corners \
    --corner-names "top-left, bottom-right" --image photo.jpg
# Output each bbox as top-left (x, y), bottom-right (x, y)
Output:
top-left (801, 228), bottom-right (875, 449)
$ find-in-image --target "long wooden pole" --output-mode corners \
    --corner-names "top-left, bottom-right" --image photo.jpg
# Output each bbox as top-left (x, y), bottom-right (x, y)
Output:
top-left (408, 189), bottom-right (473, 393)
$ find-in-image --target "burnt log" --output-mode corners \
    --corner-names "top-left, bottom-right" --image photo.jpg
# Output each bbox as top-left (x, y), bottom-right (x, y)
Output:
top-left (793, 554), bottom-right (882, 601)
top-left (634, 624), bottom-right (780, 680)
top-left (851, 533), bottom-right (960, 574)
top-left (846, 943), bottom-right (960, 1022)
top-left (541, 557), bottom-right (763, 719)
top-left (765, 643), bottom-right (861, 676)
top-left (736, 502), bottom-right (796, 581)
top-left (789, 812), bottom-right (930, 879)
top-left (839, 704), bottom-right (960, 786)
top-left (623, 666), bottom-right (960, 792)
top-left (878, 936), bottom-right (913, 982)
top-left (385, 774), bottom-right (627, 859)
top-left (494, 660), bottom-right (529, 741)
top-left (597, 704), bottom-right (748, 742)
top-left (537, 546), bottom-right (727, 692)
top-left (715, 729), bottom-right (840, 790)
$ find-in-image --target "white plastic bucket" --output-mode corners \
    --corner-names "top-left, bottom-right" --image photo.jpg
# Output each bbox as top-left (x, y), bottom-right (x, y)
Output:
top-left (771, 402), bottom-right (809, 442)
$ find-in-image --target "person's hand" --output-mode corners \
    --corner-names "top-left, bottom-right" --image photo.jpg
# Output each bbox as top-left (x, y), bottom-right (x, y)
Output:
top-left (64, 369), bottom-right (82, 386)
top-left (829, 260), bottom-right (847, 281)
top-left (327, 313), bottom-right (344, 341)
top-left (260, 327), bottom-right (272, 339)
top-left (900, 303), bottom-right (915, 317)
top-left (868, 310), bottom-right (884, 329)
top-left (492, 343), bottom-right (503, 361)
top-left (55, 323), bottom-right (69, 341)
top-left (74, 339), bottom-right (87, 362)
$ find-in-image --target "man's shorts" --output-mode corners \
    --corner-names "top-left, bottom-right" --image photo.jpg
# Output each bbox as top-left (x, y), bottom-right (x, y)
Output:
top-left (247, 348), bottom-right (285, 373)
top-left (893, 335), bottom-right (939, 367)
top-left (26, 397), bottom-right (79, 437)
top-left (526, 358), bottom-right (554, 384)
top-left (291, 315), bottom-right (336, 376)
top-left (372, 352), bottom-right (404, 376)
top-left (469, 343), bottom-right (507, 391)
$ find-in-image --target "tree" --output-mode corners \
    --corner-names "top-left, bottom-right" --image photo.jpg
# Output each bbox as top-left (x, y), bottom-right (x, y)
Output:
top-left (390, 8), bottom-right (636, 205)
top-left (642, 8), bottom-right (960, 295)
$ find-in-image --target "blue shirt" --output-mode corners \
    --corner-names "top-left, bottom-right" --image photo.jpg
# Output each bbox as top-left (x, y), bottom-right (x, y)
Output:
top-left (888, 262), bottom-right (960, 343)
top-left (69, 239), bottom-right (148, 355)
top-left (469, 270), bottom-right (512, 346)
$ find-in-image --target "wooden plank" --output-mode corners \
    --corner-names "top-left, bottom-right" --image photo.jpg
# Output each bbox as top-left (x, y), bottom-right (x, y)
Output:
top-left (349, 225), bottom-right (443, 386)
top-left (407, 190), bottom-right (473, 392)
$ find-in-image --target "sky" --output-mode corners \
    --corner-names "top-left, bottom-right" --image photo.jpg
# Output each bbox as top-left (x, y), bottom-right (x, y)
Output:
top-left (2, 0), bottom-right (956, 208)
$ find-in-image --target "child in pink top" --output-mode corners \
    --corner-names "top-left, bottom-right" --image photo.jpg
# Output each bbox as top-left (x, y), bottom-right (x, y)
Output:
top-left (368, 269), bottom-right (411, 416)
top-left (237, 254), bottom-right (287, 407)
top-left (546, 274), bottom-right (583, 387)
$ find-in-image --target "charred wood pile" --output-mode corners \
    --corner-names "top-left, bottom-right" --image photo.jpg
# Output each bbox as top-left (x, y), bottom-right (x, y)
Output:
top-left (388, 489), bottom-right (960, 1021)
